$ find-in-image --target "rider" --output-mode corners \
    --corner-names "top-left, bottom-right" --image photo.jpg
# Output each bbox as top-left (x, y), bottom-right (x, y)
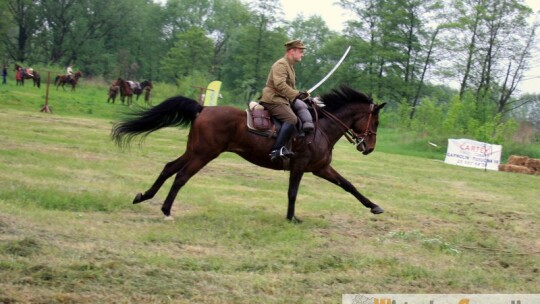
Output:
top-left (66, 64), bottom-right (73, 81)
top-left (259, 39), bottom-right (314, 162)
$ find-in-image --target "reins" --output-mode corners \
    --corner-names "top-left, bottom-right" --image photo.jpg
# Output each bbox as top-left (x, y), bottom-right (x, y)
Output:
top-left (310, 100), bottom-right (375, 148)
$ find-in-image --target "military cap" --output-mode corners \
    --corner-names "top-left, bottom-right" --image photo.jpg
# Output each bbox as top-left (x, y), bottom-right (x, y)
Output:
top-left (284, 39), bottom-right (306, 50)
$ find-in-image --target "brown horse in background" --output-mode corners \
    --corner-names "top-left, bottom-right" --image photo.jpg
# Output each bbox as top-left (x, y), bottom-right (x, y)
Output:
top-left (107, 80), bottom-right (120, 103)
top-left (143, 86), bottom-right (152, 105)
top-left (111, 86), bottom-right (386, 222)
top-left (55, 71), bottom-right (82, 91)
top-left (118, 78), bottom-right (133, 106)
top-left (14, 64), bottom-right (40, 88)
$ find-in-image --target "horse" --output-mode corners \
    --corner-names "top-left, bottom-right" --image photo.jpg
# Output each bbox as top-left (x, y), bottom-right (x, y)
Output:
top-left (14, 64), bottom-right (40, 88)
top-left (117, 78), bottom-right (133, 106)
top-left (107, 80), bottom-right (119, 103)
top-left (111, 86), bottom-right (386, 222)
top-left (54, 71), bottom-right (82, 91)
top-left (143, 85), bottom-right (152, 105)
top-left (127, 80), bottom-right (153, 103)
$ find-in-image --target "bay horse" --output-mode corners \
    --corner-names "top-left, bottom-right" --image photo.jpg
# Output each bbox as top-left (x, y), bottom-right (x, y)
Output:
top-left (54, 71), bottom-right (82, 91)
top-left (14, 64), bottom-right (40, 88)
top-left (111, 86), bottom-right (386, 222)
top-left (107, 80), bottom-right (119, 103)
top-left (117, 78), bottom-right (133, 106)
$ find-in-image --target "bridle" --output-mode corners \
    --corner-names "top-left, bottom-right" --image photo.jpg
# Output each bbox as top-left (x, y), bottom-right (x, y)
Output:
top-left (312, 101), bottom-right (376, 148)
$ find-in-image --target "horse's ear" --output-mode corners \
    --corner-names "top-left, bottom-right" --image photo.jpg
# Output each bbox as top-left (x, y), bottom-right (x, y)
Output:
top-left (377, 102), bottom-right (387, 111)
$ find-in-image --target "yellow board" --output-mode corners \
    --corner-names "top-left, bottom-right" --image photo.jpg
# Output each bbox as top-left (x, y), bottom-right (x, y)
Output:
top-left (203, 80), bottom-right (222, 106)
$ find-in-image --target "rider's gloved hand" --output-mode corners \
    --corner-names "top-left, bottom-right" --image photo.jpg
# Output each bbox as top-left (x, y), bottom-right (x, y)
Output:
top-left (296, 91), bottom-right (310, 100)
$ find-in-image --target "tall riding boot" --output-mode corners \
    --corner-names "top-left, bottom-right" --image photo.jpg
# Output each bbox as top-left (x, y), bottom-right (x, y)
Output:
top-left (269, 122), bottom-right (296, 162)
top-left (293, 99), bottom-right (314, 132)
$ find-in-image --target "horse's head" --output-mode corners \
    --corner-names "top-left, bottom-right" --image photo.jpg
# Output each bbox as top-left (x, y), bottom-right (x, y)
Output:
top-left (319, 86), bottom-right (386, 155)
top-left (351, 102), bottom-right (386, 155)
top-left (74, 71), bottom-right (82, 78)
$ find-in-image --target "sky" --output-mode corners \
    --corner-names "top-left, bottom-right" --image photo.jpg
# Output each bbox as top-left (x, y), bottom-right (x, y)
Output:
top-left (279, 0), bottom-right (540, 94)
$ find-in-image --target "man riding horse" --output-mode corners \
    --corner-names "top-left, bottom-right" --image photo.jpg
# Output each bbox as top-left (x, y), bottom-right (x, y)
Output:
top-left (259, 39), bottom-right (314, 162)
top-left (66, 64), bottom-right (74, 81)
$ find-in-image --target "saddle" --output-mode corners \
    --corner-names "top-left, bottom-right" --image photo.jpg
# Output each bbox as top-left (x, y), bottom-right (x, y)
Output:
top-left (246, 101), bottom-right (279, 138)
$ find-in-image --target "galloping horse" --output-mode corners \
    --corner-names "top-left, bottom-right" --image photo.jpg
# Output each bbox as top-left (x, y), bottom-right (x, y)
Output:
top-left (112, 86), bottom-right (386, 222)
top-left (54, 71), bottom-right (82, 91)
top-left (14, 64), bottom-right (40, 88)
top-left (117, 78), bottom-right (133, 106)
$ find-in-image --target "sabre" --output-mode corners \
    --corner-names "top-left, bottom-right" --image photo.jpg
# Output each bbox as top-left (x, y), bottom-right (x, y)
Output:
top-left (307, 46), bottom-right (351, 94)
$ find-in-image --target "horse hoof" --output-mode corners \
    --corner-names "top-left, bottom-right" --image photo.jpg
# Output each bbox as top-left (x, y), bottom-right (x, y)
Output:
top-left (132, 193), bottom-right (143, 204)
top-left (371, 206), bottom-right (384, 214)
top-left (287, 216), bottom-right (303, 224)
top-left (164, 215), bottom-right (174, 221)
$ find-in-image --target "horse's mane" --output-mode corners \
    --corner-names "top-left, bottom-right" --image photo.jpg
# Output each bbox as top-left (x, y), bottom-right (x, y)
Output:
top-left (319, 86), bottom-right (373, 113)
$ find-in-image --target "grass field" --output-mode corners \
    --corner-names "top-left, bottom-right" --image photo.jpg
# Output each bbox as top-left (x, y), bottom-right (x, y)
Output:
top-left (1, 81), bottom-right (539, 303)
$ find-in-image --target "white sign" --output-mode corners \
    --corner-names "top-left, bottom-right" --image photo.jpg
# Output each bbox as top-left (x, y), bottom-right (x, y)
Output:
top-left (444, 138), bottom-right (502, 171)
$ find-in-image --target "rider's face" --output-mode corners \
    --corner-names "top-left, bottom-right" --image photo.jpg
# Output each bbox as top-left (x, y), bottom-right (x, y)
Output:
top-left (291, 48), bottom-right (305, 62)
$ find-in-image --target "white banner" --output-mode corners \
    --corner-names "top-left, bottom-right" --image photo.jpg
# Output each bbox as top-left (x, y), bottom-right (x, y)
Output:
top-left (444, 138), bottom-right (502, 171)
top-left (343, 294), bottom-right (540, 304)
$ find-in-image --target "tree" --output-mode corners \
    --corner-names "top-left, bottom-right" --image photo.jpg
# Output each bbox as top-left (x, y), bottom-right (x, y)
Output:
top-left (445, 0), bottom-right (535, 114)
top-left (160, 27), bottom-right (214, 84)
top-left (5, 0), bottom-right (41, 63)
top-left (340, 0), bottom-right (444, 119)
top-left (206, 0), bottom-right (251, 78)
top-left (221, 0), bottom-right (287, 100)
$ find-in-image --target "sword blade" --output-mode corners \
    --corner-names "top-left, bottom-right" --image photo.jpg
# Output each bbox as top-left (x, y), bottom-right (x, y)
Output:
top-left (307, 46), bottom-right (351, 94)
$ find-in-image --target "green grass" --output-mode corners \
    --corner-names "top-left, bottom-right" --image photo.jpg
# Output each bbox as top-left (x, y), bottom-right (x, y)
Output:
top-left (0, 81), bottom-right (539, 303)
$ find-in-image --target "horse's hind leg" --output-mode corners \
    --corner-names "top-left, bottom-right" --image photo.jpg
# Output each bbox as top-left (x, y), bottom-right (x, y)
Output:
top-left (133, 154), bottom-right (190, 204)
top-left (313, 165), bottom-right (384, 214)
top-left (160, 155), bottom-right (216, 218)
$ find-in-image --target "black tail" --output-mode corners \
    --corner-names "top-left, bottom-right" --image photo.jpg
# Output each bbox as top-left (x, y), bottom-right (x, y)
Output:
top-left (54, 76), bottom-right (60, 85)
top-left (111, 96), bottom-right (203, 147)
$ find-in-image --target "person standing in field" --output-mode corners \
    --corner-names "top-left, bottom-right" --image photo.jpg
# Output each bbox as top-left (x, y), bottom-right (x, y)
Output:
top-left (15, 67), bottom-right (22, 86)
top-left (2, 67), bottom-right (7, 84)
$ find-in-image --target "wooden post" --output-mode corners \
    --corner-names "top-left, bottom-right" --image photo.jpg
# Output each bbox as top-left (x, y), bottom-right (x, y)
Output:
top-left (40, 71), bottom-right (51, 113)
top-left (191, 85), bottom-right (206, 105)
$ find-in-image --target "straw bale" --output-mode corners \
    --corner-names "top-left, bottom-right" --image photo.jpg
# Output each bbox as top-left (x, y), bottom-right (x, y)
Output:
top-left (498, 164), bottom-right (533, 175)
top-left (525, 158), bottom-right (540, 173)
top-left (508, 155), bottom-right (529, 166)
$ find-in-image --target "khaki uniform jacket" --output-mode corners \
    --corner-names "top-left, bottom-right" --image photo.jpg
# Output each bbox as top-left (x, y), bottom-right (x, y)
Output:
top-left (260, 56), bottom-right (300, 105)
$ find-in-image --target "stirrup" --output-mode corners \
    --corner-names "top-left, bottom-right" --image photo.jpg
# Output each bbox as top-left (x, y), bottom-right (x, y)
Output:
top-left (269, 146), bottom-right (294, 162)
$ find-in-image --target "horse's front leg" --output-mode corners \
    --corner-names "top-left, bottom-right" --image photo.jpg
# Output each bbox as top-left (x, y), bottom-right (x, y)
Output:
top-left (313, 165), bottom-right (384, 214)
top-left (286, 169), bottom-right (305, 222)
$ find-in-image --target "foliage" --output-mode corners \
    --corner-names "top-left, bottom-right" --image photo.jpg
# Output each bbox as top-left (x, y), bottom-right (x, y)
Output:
top-left (2, 0), bottom-right (539, 150)
top-left (160, 27), bottom-right (214, 84)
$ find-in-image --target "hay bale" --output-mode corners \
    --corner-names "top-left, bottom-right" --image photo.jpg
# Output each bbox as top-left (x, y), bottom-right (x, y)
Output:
top-left (525, 158), bottom-right (540, 173)
top-left (508, 155), bottom-right (529, 166)
top-left (498, 164), bottom-right (533, 175)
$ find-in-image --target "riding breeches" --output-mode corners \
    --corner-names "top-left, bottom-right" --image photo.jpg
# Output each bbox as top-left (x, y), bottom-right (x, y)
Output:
top-left (259, 102), bottom-right (298, 125)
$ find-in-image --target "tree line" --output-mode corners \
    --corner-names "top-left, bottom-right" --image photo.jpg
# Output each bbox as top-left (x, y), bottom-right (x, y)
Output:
top-left (1, 0), bottom-right (539, 145)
